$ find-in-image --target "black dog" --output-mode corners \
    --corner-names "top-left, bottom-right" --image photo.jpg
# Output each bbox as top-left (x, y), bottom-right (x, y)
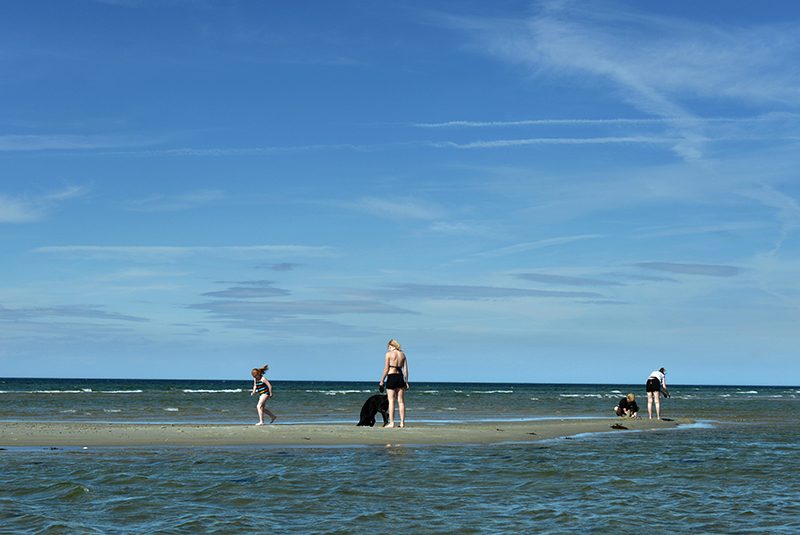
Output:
top-left (357, 394), bottom-right (389, 427)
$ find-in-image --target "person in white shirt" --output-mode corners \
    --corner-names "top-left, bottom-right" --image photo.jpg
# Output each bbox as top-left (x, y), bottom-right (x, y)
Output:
top-left (645, 367), bottom-right (669, 419)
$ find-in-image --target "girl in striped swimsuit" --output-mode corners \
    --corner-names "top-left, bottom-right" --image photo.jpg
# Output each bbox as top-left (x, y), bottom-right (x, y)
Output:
top-left (251, 365), bottom-right (277, 425)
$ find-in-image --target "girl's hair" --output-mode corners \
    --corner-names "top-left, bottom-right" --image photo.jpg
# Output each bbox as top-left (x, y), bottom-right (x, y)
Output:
top-left (626, 393), bottom-right (636, 401)
top-left (251, 365), bottom-right (269, 378)
top-left (387, 339), bottom-right (401, 351)
top-left (659, 367), bottom-right (666, 373)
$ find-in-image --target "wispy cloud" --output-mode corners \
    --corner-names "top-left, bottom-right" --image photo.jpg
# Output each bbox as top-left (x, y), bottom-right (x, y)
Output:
top-left (430, 136), bottom-right (670, 149)
top-left (633, 222), bottom-right (767, 239)
top-left (32, 244), bottom-right (336, 259)
top-left (123, 189), bottom-right (226, 212)
top-left (516, 273), bottom-right (625, 287)
top-left (635, 262), bottom-right (743, 277)
top-left (189, 298), bottom-right (414, 320)
top-left (740, 185), bottom-right (800, 254)
top-left (474, 235), bottom-right (603, 257)
top-left (444, 1), bottom-right (800, 160)
top-left (0, 186), bottom-right (88, 223)
top-left (347, 196), bottom-right (445, 220)
top-left (257, 262), bottom-right (301, 272)
top-left (384, 282), bottom-right (602, 300)
top-left (0, 134), bottom-right (151, 152)
top-left (0, 304), bottom-right (148, 322)
top-left (415, 118), bottom-right (666, 128)
top-left (202, 280), bottom-right (291, 299)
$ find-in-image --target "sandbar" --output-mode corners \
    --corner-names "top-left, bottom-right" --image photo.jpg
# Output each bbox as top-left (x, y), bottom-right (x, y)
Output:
top-left (0, 418), bottom-right (688, 448)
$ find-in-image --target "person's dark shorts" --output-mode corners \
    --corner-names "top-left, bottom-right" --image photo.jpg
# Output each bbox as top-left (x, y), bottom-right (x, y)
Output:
top-left (646, 377), bottom-right (661, 392)
top-left (386, 373), bottom-right (406, 390)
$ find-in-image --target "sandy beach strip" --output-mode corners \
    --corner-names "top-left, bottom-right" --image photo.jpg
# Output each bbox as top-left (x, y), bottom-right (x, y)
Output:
top-left (0, 418), bottom-right (688, 448)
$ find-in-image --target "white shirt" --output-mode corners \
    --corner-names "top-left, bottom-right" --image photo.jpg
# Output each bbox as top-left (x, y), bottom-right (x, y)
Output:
top-left (648, 370), bottom-right (666, 385)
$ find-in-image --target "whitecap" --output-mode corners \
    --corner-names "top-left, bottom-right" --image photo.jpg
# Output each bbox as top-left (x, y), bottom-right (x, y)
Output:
top-left (104, 409), bottom-right (122, 413)
top-left (32, 390), bottom-right (85, 394)
top-left (736, 391), bottom-right (758, 394)
top-left (101, 390), bottom-right (144, 394)
top-left (474, 390), bottom-right (513, 394)
top-left (182, 389), bottom-right (242, 393)
top-left (163, 407), bottom-right (179, 412)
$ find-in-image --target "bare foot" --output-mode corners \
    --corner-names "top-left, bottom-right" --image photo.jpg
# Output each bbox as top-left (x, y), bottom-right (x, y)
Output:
top-left (385, 423), bottom-right (395, 428)
top-left (270, 415), bottom-right (277, 423)
top-left (256, 422), bottom-right (264, 426)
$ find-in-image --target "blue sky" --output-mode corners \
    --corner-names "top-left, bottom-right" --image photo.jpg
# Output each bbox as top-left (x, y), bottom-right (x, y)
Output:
top-left (2, 0), bottom-right (799, 385)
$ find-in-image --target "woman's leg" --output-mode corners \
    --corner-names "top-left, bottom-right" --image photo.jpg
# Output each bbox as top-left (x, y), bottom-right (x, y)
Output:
top-left (654, 391), bottom-right (661, 419)
top-left (647, 392), bottom-right (654, 419)
top-left (397, 388), bottom-right (405, 428)
top-left (386, 389), bottom-right (397, 427)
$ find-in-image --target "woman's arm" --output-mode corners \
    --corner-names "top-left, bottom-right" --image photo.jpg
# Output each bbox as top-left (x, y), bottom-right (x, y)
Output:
top-left (251, 378), bottom-right (257, 396)
top-left (379, 353), bottom-right (390, 385)
top-left (403, 356), bottom-right (409, 387)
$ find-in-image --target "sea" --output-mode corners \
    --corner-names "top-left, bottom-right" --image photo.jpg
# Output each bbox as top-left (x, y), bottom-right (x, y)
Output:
top-left (1, 378), bottom-right (798, 533)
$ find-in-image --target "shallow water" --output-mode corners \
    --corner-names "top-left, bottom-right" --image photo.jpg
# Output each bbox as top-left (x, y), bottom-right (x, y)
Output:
top-left (2, 380), bottom-right (798, 533)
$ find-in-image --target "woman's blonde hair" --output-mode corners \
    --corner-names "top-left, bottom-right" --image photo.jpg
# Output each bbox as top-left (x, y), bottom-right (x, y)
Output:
top-left (251, 365), bottom-right (268, 378)
top-left (387, 339), bottom-right (401, 351)
top-left (626, 393), bottom-right (636, 401)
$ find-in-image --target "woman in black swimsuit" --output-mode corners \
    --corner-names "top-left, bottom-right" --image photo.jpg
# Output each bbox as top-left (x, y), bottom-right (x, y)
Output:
top-left (379, 339), bottom-right (409, 428)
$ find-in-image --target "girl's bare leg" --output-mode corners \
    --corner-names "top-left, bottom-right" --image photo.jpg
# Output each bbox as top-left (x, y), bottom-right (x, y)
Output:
top-left (397, 388), bottom-right (405, 428)
top-left (256, 394), bottom-right (272, 425)
top-left (647, 392), bottom-right (654, 419)
top-left (386, 389), bottom-right (396, 428)
top-left (264, 406), bottom-right (277, 423)
top-left (256, 400), bottom-right (265, 425)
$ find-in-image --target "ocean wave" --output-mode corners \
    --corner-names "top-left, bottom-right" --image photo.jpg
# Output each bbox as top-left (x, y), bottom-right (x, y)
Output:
top-left (422, 390), bottom-right (439, 394)
top-left (104, 409), bottom-right (122, 413)
top-left (182, 389), bottom-right (243, 393)
top-left (559, 394), bottom-right (603, 398)
top-left (474, 390), bottom-right (514, 394)
top-left (101, 390), bottom-right (144, 394)
top-left (736, 391), bottom-right (759, 394)
top-left (163, 408), bottom-right (179, 412)
top-left (30, 390), bottom-right (88, 394)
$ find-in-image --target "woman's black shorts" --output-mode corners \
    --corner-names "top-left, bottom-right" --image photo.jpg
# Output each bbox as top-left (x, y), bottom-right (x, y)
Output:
top-left (645, 377), bottom-right (661, 392)
top-left (386, 373), bottom-right (406, 390)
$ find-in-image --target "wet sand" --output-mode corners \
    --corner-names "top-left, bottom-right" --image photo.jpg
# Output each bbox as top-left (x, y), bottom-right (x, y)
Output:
top-left (0, 418), bottom-right (687, 447)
